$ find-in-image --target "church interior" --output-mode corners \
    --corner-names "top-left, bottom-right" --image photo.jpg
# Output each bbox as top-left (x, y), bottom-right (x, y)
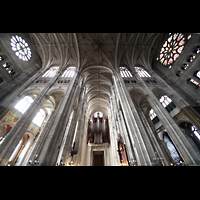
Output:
top-left (0, 33), bottom-right (200, 166)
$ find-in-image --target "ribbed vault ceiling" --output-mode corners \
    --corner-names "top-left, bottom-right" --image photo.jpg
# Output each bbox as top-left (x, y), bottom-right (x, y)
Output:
top-left (28, 33), bottom-right (166, 116)
top-left (29, 33), bottom-right (166, 72)
top-left (82, 66), bottom-right (113, 117)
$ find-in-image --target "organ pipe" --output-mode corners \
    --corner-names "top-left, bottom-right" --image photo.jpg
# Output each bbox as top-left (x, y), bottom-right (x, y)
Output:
top-left (88, 112), bottom-right (109, 144)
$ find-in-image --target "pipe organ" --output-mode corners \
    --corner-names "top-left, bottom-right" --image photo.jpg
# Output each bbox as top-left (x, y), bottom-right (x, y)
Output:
top-left (88, 112), bottom-right (109, 144)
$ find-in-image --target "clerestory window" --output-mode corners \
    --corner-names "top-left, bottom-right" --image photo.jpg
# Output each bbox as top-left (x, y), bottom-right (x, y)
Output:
top-left (149, 109), bottom-right (157, 120)
top-left (32, 109), bottom-right (46, 127)
top-left (119, 67), bottom-right (133, 77)
top-left (10, 35), bottom-right (31, 61)
top-left (61, 67), bottom-right (76, 77)
top-left (14, 96), bottom-right (34, 114)
top-left (135, 67), bottom-right (151, 78)
top-left (42, 66), bottom-right (59, 78)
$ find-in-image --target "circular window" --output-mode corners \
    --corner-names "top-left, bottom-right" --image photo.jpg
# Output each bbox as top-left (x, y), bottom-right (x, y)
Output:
top-left (158, 33), bottom-right (185, 66)
top-left (10, 35), bottom-right (31, 61)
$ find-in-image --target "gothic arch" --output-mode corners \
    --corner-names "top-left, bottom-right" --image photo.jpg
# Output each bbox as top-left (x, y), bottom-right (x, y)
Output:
top-left (19, 89), bottom-right (40, 98)
top-left (46, 88), bottom-right (64, 96)
top-left (152, 88), bottom-right (171, 99)
top-left (45, 89), bottom-right (64, 110)
top-left (82, 65), bottom-right (113, 119)
top-left (179, 121), bottom-right (200, 154)
top-left (129, 88), bottom-right (145, 107)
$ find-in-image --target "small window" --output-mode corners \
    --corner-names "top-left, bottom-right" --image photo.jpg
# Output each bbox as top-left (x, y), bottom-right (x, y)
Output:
top-left (94, 111), bottom-right (103, 118)
top-left (188, 78), bottom-right (200, 88)
top-left (187, 55), bottom-right (195, 62)
top-left (149, 109), bottom-right (159, 124)
top-left (159, 95), bottom-right (172, 108)
top-left (176, 71), bottom-right (183, 77)
top-left (191, 125), bottom-right (200, 141)
top-left (159, 95), bottom-right (177, 113)
top-left (194, 45), bottom-right (200, 54)
top-left (182, 63), bottom-right (188, 70)
top-left (194, 71), bottom-right (200, 79)
top-left (149, 109), bottom-right (157, 120)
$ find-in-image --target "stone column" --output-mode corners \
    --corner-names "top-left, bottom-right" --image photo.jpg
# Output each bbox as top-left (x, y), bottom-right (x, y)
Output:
top-left (150, 71), bottom-right (200, 131)
top-left (62, 109), bottom-right (78, 165)
top-left (70, 89), bottom-right (87, 165)
top-left (147, 93), bottom-right (200, 165)
top-left (0, 70), bottom-right (58, 166)
top-left (139, 72), bottom-right (200, 165)
top-left (109, 97), bottom-right (121, 166)
top-left (113, 71), bottom-right (159, 165)
top-left (79, 108), bottom-right (90, 166)
top-left (137, 106), bottom-right (171, 166)
top-left (118, 110), bottom-right (138, 166)
top-left (141, 70), bottom-right (200, 165)
top-left (36, 72), bottom-right (81, 165)
top-left (111, 88), bottom-right (137, 165)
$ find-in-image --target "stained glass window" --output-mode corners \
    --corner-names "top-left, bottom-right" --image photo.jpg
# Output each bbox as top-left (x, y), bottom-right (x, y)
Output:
top-left (191, 125), bottom-right (200, 141)
top-left (189, 78), bottom-right (200, 87)
top-left (196, 71), bottom-right (200, 79)
top-left (10, 35), bottom-right (31, 61)
top-left (158, 33), bottom-right (185, 66)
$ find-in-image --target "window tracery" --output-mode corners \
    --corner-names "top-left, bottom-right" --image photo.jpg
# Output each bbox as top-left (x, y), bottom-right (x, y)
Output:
top-left (61, 67), bottom-right (76, 77)
top-left (158, 33), bottom-right (185, 67)
top-left (189, 78), bottom-right (200, 88)
top-left (195, 71), bottom-right (200, 79)
top-left (42, 66), bottom-right (59, 77)
top-left (159, 95), bottom-right (172, 108)
top-left (32, 109), bottom-right (46, 127)
top-left (159, 95), bottom-right (177, 113)
top-left (2, 62), bottom-right (15, 76)
top-left (119, 67), bottom-right (133, 77)
top-left (14, 96), bottom-right (34, 114)
top-left (135, 67), bottom-right (151, 78)
top-left (10, 35), bottom-right (31, 61)
top-left (191, 125), bottom-right (200, 141)
top-left (14, 96), bottom-right (46, 127)
top-left (149, 109), bottom-right (157, 120)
